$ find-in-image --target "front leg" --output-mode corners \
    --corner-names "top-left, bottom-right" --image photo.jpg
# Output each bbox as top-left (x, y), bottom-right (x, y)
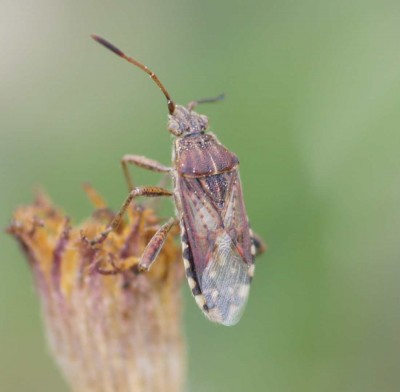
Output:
top-left (86, 186), bottom-right (172, 246)
top-left (121, 155), bottom-right (172, 191)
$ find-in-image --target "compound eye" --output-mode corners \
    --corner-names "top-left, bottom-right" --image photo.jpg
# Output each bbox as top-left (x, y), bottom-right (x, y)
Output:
top-left (168, 120), bottom-right (183, 136)
top-left (200, 115), bottom-right (209, 130)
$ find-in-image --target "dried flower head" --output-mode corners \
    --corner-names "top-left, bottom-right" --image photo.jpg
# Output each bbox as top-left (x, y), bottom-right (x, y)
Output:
top-left (7, 186), bottom-right (185, 392)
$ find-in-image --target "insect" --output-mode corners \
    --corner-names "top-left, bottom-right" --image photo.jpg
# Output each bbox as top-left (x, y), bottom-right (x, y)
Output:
top-left (89, 35), bottom-right (265, 326)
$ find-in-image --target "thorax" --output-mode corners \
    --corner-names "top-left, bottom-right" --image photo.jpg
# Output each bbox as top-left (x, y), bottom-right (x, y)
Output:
top-left (174, 133), bottom-right (239, 177)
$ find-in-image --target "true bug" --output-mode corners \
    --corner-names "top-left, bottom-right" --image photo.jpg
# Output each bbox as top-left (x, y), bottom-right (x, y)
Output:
top-left (89, 35), bottom-right (265, 326)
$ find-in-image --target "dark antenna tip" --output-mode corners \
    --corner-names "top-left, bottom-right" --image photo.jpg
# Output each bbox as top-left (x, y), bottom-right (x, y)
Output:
top-left (214, 93), bottom-right (225, 102)
top-left (91, 34), bottom-right (175, 115)
top-left (91, 34), bottom-right (124, 57)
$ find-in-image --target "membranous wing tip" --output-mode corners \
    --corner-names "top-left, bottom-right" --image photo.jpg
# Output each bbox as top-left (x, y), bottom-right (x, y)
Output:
top-left (199, 232), bottom-right (253, 326)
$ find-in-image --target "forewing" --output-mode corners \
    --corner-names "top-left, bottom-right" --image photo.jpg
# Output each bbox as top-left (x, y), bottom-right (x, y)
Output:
top-left (179, 171), bottom-right (254, 325)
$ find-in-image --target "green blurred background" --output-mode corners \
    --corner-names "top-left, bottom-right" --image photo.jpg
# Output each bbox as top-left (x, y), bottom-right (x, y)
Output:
top-left (1, 0), bottom-right (400, 391)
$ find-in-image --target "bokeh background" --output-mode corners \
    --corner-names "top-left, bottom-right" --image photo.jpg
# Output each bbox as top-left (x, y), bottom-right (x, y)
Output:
top-left (1, 1), bottom-right (400, 391)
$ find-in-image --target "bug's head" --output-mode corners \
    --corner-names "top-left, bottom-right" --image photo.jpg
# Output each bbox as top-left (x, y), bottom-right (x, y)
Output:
top-left (168, 105), bottom-right (209, 137)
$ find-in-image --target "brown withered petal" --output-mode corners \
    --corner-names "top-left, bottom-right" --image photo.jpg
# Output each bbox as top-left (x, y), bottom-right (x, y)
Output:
top-left (7, 188), bottom-right (185, 392)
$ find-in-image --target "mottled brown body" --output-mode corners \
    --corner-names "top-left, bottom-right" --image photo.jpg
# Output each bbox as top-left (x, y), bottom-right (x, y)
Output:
top-left (172, 128), bottom-right (255, 324)
top-left (90, 35), bottom-right (265, 326)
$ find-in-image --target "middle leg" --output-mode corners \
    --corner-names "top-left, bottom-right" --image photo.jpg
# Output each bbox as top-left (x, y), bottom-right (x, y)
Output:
top-left (86, 186), bottom-right (172, 246)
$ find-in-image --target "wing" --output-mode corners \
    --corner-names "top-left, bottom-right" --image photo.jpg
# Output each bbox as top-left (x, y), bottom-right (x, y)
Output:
top-left (178, 170), bottom-right (255, 326)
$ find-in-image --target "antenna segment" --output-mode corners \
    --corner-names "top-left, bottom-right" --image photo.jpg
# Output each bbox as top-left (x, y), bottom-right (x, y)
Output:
top-left (91, 34), bottom-right (176, 114)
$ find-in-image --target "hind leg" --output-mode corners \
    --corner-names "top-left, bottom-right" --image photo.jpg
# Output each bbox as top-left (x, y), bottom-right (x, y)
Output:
top-left (250, 230), bottom-right (267, 259)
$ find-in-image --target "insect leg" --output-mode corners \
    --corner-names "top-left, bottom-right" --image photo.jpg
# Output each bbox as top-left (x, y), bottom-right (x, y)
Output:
top-left (94, 253), bottom-right (139, 275)
top-left (137, 217), bottom-right (178, 272)
top-left (187, 93), bottom-right (225, 111)
top-left (121, 155), bottom-right (172, 191)
top-left (86, 186), bottom-right (172, 246)
top-left (251, 231), bottom-right (267, 257)
top-left (95, 253), bottom-right (122, 275)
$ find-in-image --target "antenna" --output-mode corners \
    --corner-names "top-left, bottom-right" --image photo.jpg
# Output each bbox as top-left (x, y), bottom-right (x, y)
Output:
top-left (91, 34), bottom-right (176, 115)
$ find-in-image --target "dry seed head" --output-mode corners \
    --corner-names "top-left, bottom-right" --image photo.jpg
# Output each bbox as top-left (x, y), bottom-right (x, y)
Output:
top-left (7, 188), bottom-right (185, 392)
